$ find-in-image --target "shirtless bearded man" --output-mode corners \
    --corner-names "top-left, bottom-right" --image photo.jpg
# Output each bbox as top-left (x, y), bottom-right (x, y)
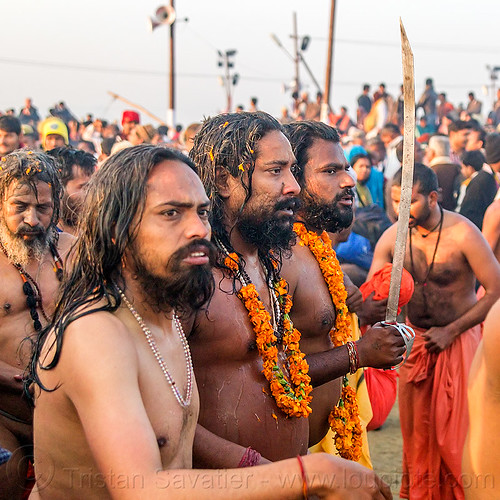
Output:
top-left (188, 112), bottom-right (310, 466)
top-left (369, 163), bottom-right (500, 499)
top-left (188, 111), bottom-right (402, 469)
top-left (283, 121), bottom-right (405, 459)
top-left (0, 150), bottom-right (72, 499)
top-left (29, 145), bottom-right (391, 499)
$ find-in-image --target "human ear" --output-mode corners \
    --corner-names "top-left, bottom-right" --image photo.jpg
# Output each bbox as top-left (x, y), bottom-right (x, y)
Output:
top-left (429, 191), bottom-right (439, 207)
top-left (215, 167), bottom-right (232, 199)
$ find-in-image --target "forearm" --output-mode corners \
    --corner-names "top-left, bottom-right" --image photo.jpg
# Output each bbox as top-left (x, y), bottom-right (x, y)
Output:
top-left (305, 345), bottom-right (350, 387)
top-left (448, 289), bottom-right (500, 338)
top-left (193, 425), bottom-right (269, 468)
top-left (108, 454), bottom-right (342, 500)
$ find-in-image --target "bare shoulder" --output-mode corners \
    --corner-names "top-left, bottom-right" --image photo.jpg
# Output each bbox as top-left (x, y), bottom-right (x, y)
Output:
top-left (41, 308), bottom-right (138, 384)
top-left (444, 210), bottom-right (483, 239)
top-left (282, 243), bottom-right (314, 294)
top-left (372, 221), bottom-right (397, 256)
top-left (483, 200), bottom-right (500, 234)
top-left (367, 223), bottom-right (397, 278)
top-left (378, 221), bottom-right (398, 245)
top-left (56, 231), bottom-right (76, 263)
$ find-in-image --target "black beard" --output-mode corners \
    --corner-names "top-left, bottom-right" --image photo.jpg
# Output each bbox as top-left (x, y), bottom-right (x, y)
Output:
top-left (236, 197), bottom-right (301, 254)
top-left (301, 187), bottom-right (354, 233)
top-left (131, 238), bottom-right (216, 317)
top-left (409, 203), bottom-right (431, 228)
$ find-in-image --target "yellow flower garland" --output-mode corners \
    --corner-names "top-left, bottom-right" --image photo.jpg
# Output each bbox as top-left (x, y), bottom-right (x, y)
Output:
top-left (294, 222), bottom-right (362, 461)
top-left (223, 252), bottom-right (312, 418)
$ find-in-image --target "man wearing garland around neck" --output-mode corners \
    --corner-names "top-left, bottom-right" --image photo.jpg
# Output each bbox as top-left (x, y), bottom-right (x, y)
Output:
top-left (369, 163), bottom-right (500, 499)
top-left (0, 150), bottom-right (73, 498)
top-left (28, 144), bottom-right (391, 499)
top-left (282, 121), bottom-right (406, 466)
top-left (188, 111), bottom-right (405, 469)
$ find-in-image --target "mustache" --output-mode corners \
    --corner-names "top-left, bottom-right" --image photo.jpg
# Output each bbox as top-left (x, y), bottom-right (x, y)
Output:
top-left (274, 197), bottom-right (302, 213)
top-left (333, 188), bottom-right (355, 203)
top-left (170, 238), bottom-right (217, 266)
top-left (15, 224), bottom-right (45, 236)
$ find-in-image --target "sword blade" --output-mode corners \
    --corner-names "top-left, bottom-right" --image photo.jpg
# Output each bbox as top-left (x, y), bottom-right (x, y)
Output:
top-left (386, 19), bottom-right (415, 323)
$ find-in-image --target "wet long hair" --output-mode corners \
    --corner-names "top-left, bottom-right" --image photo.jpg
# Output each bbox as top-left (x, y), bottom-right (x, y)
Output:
top-left (28, 145), bottom-right (199, 395)
top-left (0, 149), bottom-right (62, 228)
top-left (189, 112), bottom-right (284, 277)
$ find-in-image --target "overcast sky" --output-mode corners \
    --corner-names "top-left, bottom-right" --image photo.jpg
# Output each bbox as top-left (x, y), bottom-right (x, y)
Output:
top-left (1, 0), bottom-right (499, 128)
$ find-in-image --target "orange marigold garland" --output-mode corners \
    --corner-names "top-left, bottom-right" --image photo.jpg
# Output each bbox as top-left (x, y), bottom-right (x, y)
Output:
top-left (294, 222), bottom-right (362, 461)
top-left (223, 251), bottom-right (312, 418)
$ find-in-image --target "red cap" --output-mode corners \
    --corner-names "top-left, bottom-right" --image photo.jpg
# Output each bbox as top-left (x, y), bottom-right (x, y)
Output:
top-left (121, 110), bottom-right (140, 126)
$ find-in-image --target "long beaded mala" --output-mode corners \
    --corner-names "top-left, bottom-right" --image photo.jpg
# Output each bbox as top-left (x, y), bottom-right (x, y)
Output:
top-left (116, 285), bottom-right (193, 408)
top-left (0, 241), bottom-right (63, 332)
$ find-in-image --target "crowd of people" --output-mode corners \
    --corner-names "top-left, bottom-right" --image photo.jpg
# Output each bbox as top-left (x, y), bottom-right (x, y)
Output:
top-left (0, 81), bottom-right (499, 499)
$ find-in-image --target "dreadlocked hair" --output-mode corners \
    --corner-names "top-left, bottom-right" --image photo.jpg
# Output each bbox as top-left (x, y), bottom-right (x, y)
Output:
top-left (27, 145), bottom-right (198, 400)
top-left (189, 111), bottom-right (284, 282)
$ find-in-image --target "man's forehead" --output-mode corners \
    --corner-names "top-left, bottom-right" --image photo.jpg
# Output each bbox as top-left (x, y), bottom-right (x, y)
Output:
top-left (391, 182), bottom-right (423, 194)
top-left (4, 179), bottom-right (53, 201)
top-left (307, 138), bottom-right (347, 168)
top-left (146, 159), bottom-right (209, 204)
top-left (256, 130), bottom-right (294, 159)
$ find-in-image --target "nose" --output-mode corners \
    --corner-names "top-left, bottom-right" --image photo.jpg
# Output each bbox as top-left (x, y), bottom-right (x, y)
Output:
top-left (185, 213), bottom-right (210, 241)
top-left (23, 207), bottom-right (41, 227)
top-left (282, 169), bottom-right (301, 196)
top-left (341, 169), bottom-right (356, 188)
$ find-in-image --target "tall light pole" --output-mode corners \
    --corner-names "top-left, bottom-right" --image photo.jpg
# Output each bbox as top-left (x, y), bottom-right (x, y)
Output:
top-left (149, 5), bottom-right (187, 129)
top-left (217, 50), bottom-right (239, 112)
top-left (292, 12), bottom-right (300, 95)
top-left (271, 15), bottom-right (321, 95)
top-left (168, 0), bottom-right (175, 129)
top-left (321, 0), bottom-right (337, 123)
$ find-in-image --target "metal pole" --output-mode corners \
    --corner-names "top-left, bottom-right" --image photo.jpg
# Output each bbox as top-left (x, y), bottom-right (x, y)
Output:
top-left (225, 53), bottom-right (232, 112)
top-left (299, 54), bottom-right (322, 94)
top-left (293, 12), bottom-right (300, 94)
top-left (321, 0), bottom-right (336, 123)
top-left (168, 0), bottom-right (175, 129)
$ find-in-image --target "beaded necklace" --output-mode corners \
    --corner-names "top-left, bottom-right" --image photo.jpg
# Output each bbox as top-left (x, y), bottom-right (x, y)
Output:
top-left (116, 285), bottom-right (193, 408)
top-left (0, 241), bottom-right (63, 332)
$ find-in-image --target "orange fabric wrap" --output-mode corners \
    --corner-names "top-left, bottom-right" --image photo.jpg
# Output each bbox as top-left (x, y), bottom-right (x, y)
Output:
top-left (398, 322), bottom-right (481, 500)
top-left (360, 262), bottom-right (414, 314)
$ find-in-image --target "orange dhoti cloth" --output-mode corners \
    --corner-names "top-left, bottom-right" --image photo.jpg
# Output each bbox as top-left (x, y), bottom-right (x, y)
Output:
top-left (399, 322), bottom-right (481, 500)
